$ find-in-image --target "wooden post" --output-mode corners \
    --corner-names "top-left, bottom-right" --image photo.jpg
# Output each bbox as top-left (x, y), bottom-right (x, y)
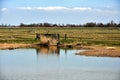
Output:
top-left (58, 34), bottom-right (60, 40)
top-left (36, 33), bottom-right (40, 40)
top-left (65, 34), bottom-right (67, 40)
top-left (57, 34), bottom-right (60, 45)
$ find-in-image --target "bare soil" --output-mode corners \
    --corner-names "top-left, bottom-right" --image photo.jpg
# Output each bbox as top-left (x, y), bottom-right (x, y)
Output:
top-left (0, 43), bottom-right (33, 50)
top-left (76, 46), bottom-right (120, 57)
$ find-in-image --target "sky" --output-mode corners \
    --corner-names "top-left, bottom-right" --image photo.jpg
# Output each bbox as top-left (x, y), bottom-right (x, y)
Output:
top-left (0, 0), bottom-right (120, 25)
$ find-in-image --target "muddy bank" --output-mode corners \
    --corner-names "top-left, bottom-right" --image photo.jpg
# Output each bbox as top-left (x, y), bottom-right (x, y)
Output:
top-left (76, 46), bottom-right (120, 57)
top-left (0, 43), bottom-right (120, 57)
top-left (0, 43), bottom-right (34, 50)
top-left (0, 43), bottom-right (77, 50)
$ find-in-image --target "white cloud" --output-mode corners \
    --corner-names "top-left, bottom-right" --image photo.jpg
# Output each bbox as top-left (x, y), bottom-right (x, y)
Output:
top-left (36, 6), bottom-right (68, 11)
top-left (17, 7), bottom-right (32, 10)
top-left (1, 8), bottom-right (7, 11)
top-left (17, 6), bottom-right (119, 14)
top-left (72, 7), bottom-right (92, 11)
top-left (17, 6), bottom-right (92, 11)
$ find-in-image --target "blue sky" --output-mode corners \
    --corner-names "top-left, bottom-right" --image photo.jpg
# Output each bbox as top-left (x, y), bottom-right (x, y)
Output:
top-left (0, 0), bottom-right (120, 25)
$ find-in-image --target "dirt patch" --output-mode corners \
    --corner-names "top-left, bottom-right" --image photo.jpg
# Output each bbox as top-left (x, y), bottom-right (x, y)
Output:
top-left (0, 43), bottom-right (33, 50)
top-left (76, 46), bottom-right (120, 57)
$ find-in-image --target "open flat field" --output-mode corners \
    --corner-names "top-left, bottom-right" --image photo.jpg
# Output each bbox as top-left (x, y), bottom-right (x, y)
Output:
top-left (0, 27), bottom-right (120, 46)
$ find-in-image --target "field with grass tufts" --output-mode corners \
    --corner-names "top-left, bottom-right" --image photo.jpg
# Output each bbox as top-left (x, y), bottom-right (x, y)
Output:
top-left (0, 27), bottom-right (120, 46)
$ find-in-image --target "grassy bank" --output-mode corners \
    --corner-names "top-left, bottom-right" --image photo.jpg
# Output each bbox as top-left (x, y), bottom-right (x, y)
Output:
top-left (0, 27), bottom-right (120, 46)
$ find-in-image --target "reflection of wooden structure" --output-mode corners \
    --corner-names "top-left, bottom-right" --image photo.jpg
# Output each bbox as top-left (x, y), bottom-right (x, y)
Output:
top-left (36, 34), bottom-right (60, 46)
top-left (36, 46), bottom-right (60, 55)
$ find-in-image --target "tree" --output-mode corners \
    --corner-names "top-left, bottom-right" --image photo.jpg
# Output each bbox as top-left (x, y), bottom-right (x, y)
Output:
top-left (20, 23), bottom-right (25, 27)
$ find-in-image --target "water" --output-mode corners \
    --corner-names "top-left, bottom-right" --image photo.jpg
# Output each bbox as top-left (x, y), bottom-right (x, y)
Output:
top-left (0, 46), bottom-right (120, 80)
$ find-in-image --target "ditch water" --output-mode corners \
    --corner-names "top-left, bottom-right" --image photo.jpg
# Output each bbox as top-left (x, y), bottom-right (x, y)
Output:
top-left (0, 46), bottom-right (120, 80)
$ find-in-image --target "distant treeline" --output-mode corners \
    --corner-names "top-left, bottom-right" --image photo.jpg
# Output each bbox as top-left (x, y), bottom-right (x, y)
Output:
top-left (0, 20), bottom-right (120, 27)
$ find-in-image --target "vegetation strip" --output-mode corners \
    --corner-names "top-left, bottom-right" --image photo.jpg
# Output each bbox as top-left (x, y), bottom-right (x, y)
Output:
top-left (0, 27), bottom-right (120, 46)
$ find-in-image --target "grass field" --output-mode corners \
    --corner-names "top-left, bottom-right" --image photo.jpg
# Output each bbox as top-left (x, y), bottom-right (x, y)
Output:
top-left (0, 27), bottom-right (120, 46)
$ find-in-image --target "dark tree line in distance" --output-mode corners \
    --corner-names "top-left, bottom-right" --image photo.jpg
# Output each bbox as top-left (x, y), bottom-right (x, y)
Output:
top-left (0, 20), bottom-right (120, 27)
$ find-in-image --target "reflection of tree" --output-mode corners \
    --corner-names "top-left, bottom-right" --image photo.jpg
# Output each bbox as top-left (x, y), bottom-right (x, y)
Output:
top-left (36, 46), bottom-right (60, 56)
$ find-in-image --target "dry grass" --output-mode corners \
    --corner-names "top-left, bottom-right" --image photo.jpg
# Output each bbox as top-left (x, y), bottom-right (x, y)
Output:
top-left (76, 46), bottom-right (120, 57)
top-left (0, 27), bottom-right (120, 45)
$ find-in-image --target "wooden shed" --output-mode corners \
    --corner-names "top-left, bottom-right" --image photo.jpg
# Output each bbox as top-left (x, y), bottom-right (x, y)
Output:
top-left (36, 34), bottom-right (60, 46)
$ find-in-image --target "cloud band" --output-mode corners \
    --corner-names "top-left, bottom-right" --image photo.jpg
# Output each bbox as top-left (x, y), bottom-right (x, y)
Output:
top-left (17, 6), bottom-right (92, 11)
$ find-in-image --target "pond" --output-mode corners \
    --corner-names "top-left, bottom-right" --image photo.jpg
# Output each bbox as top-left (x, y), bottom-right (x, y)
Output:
top-left (0, 46), bottom-right (120, 80)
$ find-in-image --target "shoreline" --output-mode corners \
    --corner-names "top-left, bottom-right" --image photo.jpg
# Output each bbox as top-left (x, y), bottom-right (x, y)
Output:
top-left (0, 43), bottom-right (34, 50)
top-left (0, 43), bottom-right (120, 57)
top-left (76, 46), bottom-right (120, 57)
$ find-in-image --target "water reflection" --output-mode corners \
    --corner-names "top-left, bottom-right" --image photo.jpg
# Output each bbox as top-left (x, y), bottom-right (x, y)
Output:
top-left (36, 46), bottom-right (60, 56)
top-left (0, 47), bottom-right (120, 80)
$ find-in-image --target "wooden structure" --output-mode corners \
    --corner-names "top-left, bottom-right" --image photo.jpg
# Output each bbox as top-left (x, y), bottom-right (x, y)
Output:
top-left (36, 34), bottom-right (60, 46)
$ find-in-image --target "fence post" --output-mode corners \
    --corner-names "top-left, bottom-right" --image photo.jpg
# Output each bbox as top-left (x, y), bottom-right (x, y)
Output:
top-left (58, 34), bottom-right (60, 40)
top-left (57, 34), bottom-right (60, 45)
top-left (65, 34), bottom-right (67, 40)
top-left (36, 33), bottom-right (40, 40)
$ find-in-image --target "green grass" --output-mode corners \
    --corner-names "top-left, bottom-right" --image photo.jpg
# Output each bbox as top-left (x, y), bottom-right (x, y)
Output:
top-left (0, 27), bottom-right (120, 46)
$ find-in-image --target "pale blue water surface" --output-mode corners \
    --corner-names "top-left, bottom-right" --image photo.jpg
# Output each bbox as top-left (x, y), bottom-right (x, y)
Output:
top-left (0, 47), bottom-right (120, 80)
